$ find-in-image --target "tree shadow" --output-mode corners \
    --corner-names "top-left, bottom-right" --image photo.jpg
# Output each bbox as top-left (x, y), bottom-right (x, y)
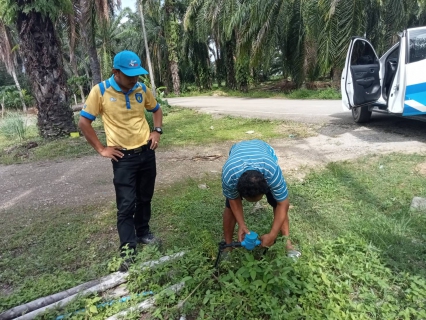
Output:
top-left (291, 161), bottom-right (426, 278)
top-left (324, 112), bottom-right (426, 143)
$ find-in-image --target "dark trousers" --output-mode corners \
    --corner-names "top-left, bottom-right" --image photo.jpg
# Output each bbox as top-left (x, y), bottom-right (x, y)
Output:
top-left (225, 191), bottom-right (277, 208)
top-left (112, 148), bottom-right (156, 251)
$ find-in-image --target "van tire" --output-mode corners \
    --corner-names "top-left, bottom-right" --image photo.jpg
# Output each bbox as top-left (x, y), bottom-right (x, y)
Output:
top-left (352, 106), bottom-right (372, 123)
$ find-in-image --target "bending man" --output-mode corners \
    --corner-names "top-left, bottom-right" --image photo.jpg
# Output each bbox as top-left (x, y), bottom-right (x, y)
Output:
top-left (222, 139), bottom-right (299, 255)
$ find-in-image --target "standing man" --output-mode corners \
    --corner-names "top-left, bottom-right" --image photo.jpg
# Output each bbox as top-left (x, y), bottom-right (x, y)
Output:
top-left (79, 50), bottom-right (163, 270)
top-left (221, 139), bottom-right (300, 256)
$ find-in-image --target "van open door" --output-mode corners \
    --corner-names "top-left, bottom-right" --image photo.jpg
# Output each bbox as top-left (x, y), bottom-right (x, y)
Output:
top-left (341, 37), bottom-right (382, 122)
top-left (403, 27), bottom-right (426, 117)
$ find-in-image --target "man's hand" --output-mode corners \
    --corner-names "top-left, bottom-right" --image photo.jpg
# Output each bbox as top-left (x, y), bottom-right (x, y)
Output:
top-left (148, 132), bottom-right (161, 150)
top-left (237, 224), bottom-right (250, 242)
top-left (260, 232), bottom-right (277, 248)
top-left (100, 146), bottom-right (124, 161)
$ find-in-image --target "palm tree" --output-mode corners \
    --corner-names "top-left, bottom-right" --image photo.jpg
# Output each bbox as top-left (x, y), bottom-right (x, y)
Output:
top-left (164, 0), bottom-right (181, 95)
top-left (185, 0), bottom-right (240, 89)
top-left (0, 0), bottom-right (76, 138)
top-left (0, 21), bottom-right (27, 111)
top-left (77, 0), bottom-right (103, 84)
top-left (138, 0), bottom-right (157, 96)
top-left (65, 10), bottom-right (86, 102)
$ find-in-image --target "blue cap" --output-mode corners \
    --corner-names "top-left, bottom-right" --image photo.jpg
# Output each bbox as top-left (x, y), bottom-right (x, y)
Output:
top-left (113, 50), bottom-right (148, 76)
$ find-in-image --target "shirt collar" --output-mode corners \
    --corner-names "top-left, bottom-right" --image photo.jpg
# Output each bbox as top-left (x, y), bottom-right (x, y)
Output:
top-left (109, 75), bottom-right (139, 93)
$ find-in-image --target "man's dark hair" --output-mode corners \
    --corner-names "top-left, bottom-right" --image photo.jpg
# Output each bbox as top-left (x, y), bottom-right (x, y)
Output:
top-left (237, 170), bottom-right (268, 198)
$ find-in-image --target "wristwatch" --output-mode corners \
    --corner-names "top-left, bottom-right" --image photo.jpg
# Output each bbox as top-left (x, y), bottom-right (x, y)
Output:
top-left (153, 127), bottom-right (163, 135)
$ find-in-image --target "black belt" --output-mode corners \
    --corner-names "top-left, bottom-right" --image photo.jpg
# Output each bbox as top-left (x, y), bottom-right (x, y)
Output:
top-left (121, 143), bottom-right (150, 154)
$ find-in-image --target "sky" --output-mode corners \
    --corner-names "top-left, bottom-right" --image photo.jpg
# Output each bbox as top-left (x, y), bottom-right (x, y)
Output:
top-left (120, 0), bottom-right (136, 11)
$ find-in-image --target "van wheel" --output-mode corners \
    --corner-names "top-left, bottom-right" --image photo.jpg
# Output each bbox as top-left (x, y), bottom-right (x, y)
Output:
top-left (352, 106), bottom-right (372, 123)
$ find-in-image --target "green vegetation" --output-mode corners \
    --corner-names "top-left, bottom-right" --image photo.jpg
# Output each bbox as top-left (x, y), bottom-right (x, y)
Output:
top-left (0, 86), bottom-right (33, 110)
top-left (1, 153), bottom-right (425, 318)
top-left (161, 108), bottom-right (315, 147)
top-left (0, 108), bottom-right (315, 165)
top-left (169, 86), bottom-right (342, 100)
top-left (0, 115), bottom-right (104, 165)
top-left (0, 112), bottom-right (30, 141)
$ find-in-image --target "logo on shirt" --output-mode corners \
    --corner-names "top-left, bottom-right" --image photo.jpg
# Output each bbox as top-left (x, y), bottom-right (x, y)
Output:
top-left (129, 60), bottom-right (139, 67)
top-left (135, 93), bottom-right (143, 103)
top-left (110, 97), bottom-right (117, 102)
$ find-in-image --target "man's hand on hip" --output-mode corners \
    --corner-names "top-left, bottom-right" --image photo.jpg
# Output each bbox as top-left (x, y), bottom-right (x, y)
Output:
top-left (100, 146), bottom-right (124, 161)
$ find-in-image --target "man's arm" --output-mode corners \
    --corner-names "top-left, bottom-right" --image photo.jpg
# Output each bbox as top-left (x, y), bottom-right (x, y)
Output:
top-left (152, 107), bottom-right (163, 128)
top-left (228, 198), bottom-right (250, 242)
top-left (78, 117), bottom-right (123, 161)
top-left (148, 108), bottom-right (163, 150)
top-left (260, 198), bottom-right (290, 248)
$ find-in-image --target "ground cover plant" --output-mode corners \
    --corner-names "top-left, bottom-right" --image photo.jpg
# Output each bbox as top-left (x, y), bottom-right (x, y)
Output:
top-left (168, 85), bottom-right (341, 100)
top-left (0, 108), bottom-right (314, 165)
top-left (1, 153), bottom-right (425, 319)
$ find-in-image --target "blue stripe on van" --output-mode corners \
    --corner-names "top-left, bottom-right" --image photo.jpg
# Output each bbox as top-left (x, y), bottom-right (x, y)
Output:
top-left (405, 82), bottom-right (426, 95)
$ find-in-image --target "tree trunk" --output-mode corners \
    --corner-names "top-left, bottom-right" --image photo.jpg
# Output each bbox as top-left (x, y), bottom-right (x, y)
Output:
top-left (68, 13), bottom-right (85, 103)
top-left (11, 69), bottom-right (27, 112)
top-left (16, 8), bottom-right (76, 138)
top-left (225, 39), bottom-right (237, 90)
top-left (138, 1), bottom-right (156, 97)
top-left (1, 97), bottom-right (4, 118)
top-left (83, 62), bottom-right (93, 88)
top-left (79, 0), bottom-right (102, 84)
top-left (331, 67), bottom-right (342, 89)
top-left (165, 0), bottom-right (181, 95)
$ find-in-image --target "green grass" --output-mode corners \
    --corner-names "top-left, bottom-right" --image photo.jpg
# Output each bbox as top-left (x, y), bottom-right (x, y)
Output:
top-left (0, 202), bottom-right (119, 311)
top-left (0, 108), bottom-right (315, 165)
top-left (0, 115), bottom-right (105, 165)
top-left (151, 153), bottom-right (426, 277)
top-left (2, 153), bottom-right (426, 319)
top-left (161, 108), bottom-right (315, 147)
top-left (167, 86), bottom-right (341, 100)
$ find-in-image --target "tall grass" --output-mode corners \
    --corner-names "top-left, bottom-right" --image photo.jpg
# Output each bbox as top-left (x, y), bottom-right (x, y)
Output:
top-left (0, 112), bottom-right (28, 141)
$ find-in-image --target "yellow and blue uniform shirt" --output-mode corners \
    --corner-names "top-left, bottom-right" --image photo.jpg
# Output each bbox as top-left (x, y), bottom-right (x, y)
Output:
top-left (80, 75), bottom-right (160, 149)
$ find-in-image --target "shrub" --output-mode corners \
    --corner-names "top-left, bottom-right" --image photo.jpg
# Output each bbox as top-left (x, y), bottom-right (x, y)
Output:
top-left (0, 112), bottom-right (28, 141)
top-left (0, 85), bottom-right (34, 110)
top-left (121, 235), bottom-right (426, 319)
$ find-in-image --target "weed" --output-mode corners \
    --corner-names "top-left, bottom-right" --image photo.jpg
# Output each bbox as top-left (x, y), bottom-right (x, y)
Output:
top-left (168, 86), bottom-right (341, 100)
top-left (0, 112), bottom-right (28, 141)
top-left (0, 109), bottom-right (313, 164)
top-left (1, 150), bottom-right (425, 318)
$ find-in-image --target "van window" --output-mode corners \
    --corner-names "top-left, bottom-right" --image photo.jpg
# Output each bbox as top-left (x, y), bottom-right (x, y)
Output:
top-left (350, 40), bottom-right (377, 65)
top-left (408, 29), bottom-right (426, 63)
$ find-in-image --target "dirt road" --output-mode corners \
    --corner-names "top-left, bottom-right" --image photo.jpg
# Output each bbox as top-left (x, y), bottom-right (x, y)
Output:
top-left (1, 99), bottom-right (426, 211)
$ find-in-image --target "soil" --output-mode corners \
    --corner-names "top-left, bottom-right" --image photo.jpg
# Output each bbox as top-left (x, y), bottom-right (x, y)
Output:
top-left (1, 118), bottom-right (426, 212)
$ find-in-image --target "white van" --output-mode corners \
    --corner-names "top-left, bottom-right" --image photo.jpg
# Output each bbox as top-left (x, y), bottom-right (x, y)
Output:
top-left (341, 26), bottom-right (426, 123)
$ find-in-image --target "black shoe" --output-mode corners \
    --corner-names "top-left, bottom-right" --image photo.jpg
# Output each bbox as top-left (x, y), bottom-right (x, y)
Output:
top-left (137, 232), bottom-right (160, 245)
top-left (119, 257), bottom-right (134, 272)
top-left (119, 246), bottom-right (136, 272)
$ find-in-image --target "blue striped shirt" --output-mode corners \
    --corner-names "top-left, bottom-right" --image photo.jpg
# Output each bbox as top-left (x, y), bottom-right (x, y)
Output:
top-left (222, 140), bottom-right (288, 201)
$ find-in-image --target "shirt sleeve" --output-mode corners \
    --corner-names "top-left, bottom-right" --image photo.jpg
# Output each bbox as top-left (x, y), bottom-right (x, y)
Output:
top-left (80, 85), bottom-right (102, 121)
top-left (221, 169), bottom-right (240, 199)
top-left (267, 167), bottom-right (288, 202)
top-left (222, 180), bottom-right (239, 199)
top-left (144, 88), bottom-right (160, 113)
